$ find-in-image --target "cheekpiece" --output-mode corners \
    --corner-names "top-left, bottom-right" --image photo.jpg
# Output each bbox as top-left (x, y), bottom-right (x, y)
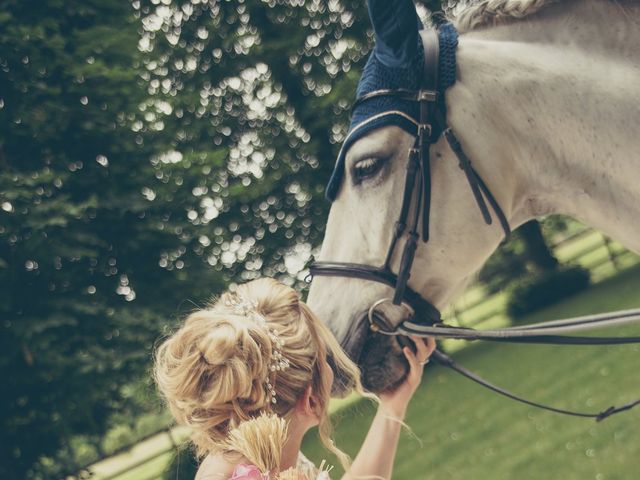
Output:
top-left (325, 22), bottom-right (459, 201)
top-left (223, 294), bottom-right (290, 404)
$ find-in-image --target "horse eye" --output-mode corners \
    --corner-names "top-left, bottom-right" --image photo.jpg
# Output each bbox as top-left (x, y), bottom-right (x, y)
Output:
top-left (353, 157), bottom-right (383, 182)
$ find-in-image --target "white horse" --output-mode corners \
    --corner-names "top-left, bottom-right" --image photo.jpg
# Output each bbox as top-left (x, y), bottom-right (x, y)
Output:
top-left (307, 0), bottom-right (640, 392)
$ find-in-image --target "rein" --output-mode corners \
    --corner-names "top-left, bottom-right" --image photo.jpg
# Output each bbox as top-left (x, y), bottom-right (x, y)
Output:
top-left (383, 308), bottom-right (640, 344)
top-left (309, 24), bottom-right (640, 421)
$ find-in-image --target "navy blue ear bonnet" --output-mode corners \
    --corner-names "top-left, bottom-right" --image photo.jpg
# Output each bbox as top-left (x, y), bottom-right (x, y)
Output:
top-left (325, 22), bottom-right (459, 201)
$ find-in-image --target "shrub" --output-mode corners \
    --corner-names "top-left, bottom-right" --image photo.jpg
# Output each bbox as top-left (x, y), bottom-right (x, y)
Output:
top-left (506, 266), bottom-right (591, 319)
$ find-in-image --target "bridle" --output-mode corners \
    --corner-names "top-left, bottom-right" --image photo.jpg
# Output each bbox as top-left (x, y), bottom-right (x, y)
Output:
top-left (309, 27), bottom-right (640, 421)
top-left (310, 29), bottom-right (510, 330)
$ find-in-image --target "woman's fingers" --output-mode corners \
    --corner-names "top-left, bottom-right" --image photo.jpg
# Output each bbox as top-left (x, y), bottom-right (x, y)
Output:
top-left (403, 336), bottom-right (436, 373)
top-left (410, 336), bottom-right (433, 364)
top-left (403, 345), bottom-right (418, 369)
top-left (402, 346), bottom-right (422, 386)
top-left (425, 336), bottom-right (436, 357)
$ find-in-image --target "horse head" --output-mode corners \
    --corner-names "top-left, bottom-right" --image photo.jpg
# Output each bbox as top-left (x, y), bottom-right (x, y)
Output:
top-left (307, 0), bottom-right (640, 393)
top-left (306, 1), bottom-right (513, 394)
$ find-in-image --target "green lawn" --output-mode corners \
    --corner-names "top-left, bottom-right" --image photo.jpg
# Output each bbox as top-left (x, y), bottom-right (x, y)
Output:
top-left (301, 266), bottom-right (640, 480)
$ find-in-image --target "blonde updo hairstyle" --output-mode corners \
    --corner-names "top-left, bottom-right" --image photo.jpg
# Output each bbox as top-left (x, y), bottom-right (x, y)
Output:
top-left (154, 278), bottom-right (372, 474)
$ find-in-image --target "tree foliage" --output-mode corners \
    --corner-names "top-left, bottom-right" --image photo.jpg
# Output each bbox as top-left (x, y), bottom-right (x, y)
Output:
top-left (0, 1), bottom-right (228, 477)
top-left (478, 218), bottom-right (564, 294)
top-left (133, 0), bottom-right (442, 283)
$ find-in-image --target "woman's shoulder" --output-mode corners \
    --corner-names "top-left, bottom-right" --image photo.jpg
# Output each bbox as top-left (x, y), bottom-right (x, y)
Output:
top-left (196, 452), bottom-right (248, 480)
top-left (296, 451), bottom-right (332, 480)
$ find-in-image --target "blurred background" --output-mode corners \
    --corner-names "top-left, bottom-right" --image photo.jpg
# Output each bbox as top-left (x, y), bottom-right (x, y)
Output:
top-left (1, 1), bottom-right (638, 479)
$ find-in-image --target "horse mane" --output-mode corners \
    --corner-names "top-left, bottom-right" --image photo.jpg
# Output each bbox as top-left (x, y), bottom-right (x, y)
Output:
top-left (450, 0), bottom-right (559, 32)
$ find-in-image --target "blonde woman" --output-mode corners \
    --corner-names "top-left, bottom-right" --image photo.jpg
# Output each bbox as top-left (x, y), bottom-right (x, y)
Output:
top-left (154, 278), bottom-right (435, 479)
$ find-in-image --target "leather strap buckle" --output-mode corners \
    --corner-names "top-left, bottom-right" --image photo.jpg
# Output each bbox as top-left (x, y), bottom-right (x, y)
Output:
top-left (417, 123), bottom-right (432, 137)
top-left (417, 90), bottom-right (437, 102)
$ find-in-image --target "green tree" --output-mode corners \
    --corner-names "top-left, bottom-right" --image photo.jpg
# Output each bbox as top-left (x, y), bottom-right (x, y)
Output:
top-left (134, 0), bottom-right (373, 287)
top-left (0, 1), bottom-right (227, 477)
top-left (134, 0), bottom-right (443, 286)
top-left (519, 219), bottom-right (559, 271)
top-left (479, 219), bottom-right (560, 294)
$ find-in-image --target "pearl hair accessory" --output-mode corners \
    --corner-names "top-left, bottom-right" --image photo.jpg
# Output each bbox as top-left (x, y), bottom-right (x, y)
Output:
top-left (223, 294), bottom-right (290, 404)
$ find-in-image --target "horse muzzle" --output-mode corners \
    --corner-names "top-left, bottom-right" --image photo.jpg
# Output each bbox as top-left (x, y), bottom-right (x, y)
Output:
top-left (332, 303), bottom-right (416, 394)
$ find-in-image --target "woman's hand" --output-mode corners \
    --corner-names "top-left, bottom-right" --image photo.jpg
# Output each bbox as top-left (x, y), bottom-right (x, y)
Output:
top-left (344, 336), bottom-right (437, 480)
top-left (378, 336), bottom-right (436, 419)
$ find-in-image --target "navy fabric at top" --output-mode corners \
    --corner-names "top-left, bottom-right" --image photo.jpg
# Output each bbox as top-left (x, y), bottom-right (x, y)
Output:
top-left (325, 21), bottom-right (459, 201)
top-left (368, 0), bottom-right (422, 68)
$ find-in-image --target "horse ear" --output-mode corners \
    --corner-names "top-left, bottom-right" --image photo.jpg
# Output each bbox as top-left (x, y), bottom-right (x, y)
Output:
top-left (367, 0), bottom-right (422, 68)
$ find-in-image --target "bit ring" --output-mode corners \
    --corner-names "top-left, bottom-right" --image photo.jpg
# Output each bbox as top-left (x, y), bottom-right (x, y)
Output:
top-left (367, 298), bottom-right (413, 336)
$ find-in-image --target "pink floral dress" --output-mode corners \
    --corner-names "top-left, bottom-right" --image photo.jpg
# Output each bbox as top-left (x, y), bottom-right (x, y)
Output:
top-left (229, 452), bottom-right (331, 480)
